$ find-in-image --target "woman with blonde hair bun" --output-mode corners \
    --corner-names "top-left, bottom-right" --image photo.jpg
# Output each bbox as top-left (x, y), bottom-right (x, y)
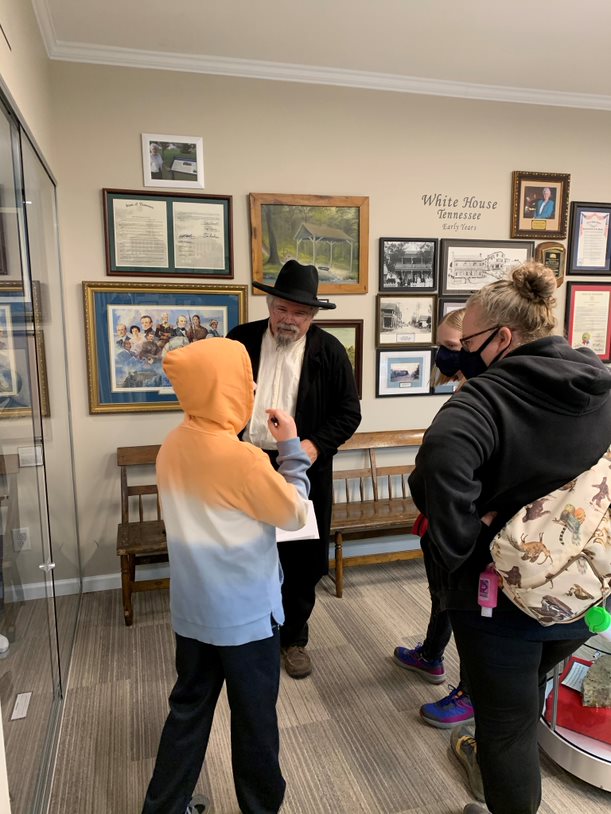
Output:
top-left (408, 262), bottom-right (611, 814)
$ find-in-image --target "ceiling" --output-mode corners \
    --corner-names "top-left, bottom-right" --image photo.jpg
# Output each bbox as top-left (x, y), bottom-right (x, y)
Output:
top-left (32, 0), bottom-right (611, 109)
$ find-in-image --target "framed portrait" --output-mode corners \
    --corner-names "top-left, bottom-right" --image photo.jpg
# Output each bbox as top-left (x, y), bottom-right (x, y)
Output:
top-left (376, 294), bottom-right (435, 347)
top-left (565, 281), bottom-right (611, 362)
top-left (249, 193), bottom-right (369, 295)
top-left (376, 348), bottom-right (432, 397)
top-left (83, 281), bottom-right (247, 414)
top-left (0, 281), bottom-right (49, 418)
top-left (141, 133), bottom-right (204, 189)
top-left (315, 319), bottom-right (363, 398)
top-left (567, 201), bottom-right (611, 275)
top-left (440, 239), bottom-right (534, 295)
top-left (103, 189), bottom-right (233, 280)
top-left (379, 238), bottom-right (438, 293)
top-left (511, 171), bottom-right (570, 239)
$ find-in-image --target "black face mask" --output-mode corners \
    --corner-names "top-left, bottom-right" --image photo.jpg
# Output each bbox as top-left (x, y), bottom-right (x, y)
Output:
top-left (458, 327), bottom-right (503, 380)
top-left (435, 346), bottom-right (461, 377)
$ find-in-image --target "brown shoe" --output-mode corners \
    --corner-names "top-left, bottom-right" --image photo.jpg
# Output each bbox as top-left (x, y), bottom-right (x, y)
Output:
top-left (282, 646), bottom-right (312, 679)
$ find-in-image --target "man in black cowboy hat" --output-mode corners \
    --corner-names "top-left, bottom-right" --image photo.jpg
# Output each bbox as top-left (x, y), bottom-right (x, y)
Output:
top-left (228, 260), bottom-right (361, 678)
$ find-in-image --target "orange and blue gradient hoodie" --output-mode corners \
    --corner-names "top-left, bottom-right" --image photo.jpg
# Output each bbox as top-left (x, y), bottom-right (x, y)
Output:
top-left (158, 338), bottom-right (310, 646)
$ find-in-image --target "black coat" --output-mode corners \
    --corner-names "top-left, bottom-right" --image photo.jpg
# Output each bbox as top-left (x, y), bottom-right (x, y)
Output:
top-left (228, 319), bottom-right (362, 572)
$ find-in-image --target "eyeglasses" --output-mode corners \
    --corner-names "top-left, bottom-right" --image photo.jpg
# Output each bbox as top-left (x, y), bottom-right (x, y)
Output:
top-left (460, 326), bottom-right (500, 351)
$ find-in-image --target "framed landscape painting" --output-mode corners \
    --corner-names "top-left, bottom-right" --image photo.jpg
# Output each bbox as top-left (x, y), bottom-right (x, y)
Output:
top-left (249, 193), bottom-right (369, 295)
top-left (83, 281), bottom-right (247, 413)
top-left (315, 319), bottom-right (363, 398)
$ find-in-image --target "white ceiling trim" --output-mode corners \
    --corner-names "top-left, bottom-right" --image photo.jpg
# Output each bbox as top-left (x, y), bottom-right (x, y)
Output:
top-left (32, 0), bottom-right (611, 112)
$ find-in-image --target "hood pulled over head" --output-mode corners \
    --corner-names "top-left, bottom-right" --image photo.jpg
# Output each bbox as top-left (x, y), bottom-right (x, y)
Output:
top-left (162, 338), bottom-right (254, 433)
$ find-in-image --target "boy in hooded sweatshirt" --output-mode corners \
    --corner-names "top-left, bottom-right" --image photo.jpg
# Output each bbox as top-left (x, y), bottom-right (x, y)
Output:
top-left (142, 338), bottom-right (310, 814)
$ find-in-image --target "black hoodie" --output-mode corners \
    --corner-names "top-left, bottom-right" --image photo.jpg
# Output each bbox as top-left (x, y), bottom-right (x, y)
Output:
top-left (409, 336), bottom-right (611, 635)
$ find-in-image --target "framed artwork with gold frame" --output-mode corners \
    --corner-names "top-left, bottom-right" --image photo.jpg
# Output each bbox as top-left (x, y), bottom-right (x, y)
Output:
top-left (83, 281), bottom-right (247, 414)
top-left (249, 192), bottom-right (369, 295)
top-left (511, 170), bottom-right (570, 239)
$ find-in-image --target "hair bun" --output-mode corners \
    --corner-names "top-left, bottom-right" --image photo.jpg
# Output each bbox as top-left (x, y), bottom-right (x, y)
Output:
top-left (511, 261), bottom-right (556, 304)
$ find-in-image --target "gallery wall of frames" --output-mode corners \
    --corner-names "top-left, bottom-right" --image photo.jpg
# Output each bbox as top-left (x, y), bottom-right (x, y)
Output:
top-left (86, 152), bottom-right (611, 412)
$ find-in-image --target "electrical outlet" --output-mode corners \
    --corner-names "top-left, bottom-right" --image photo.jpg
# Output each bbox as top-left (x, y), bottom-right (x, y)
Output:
top-left (12, 527), bottom-right (31, 552)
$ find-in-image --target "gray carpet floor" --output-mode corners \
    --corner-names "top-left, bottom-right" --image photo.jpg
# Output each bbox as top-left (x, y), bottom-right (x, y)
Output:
top-left (49, 561), bottom-right (610, 813)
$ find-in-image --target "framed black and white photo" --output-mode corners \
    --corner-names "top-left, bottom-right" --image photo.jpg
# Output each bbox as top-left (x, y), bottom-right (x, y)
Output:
top-left (567, 201), bottom-right (611, 275)
top-left (376, 348), bottom-right (432, 397)
top-left (440, 239), bottom-right (534, 295)
top-left (142, 134), bottom-right (205, 189)
top-left (376, 294), bottom-right (435, 346)
top-left (379, 238), bottom-right (437, 292)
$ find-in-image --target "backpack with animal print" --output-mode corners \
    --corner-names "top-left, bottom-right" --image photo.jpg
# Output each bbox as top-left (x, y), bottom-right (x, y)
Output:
top-left (490, 447), bottom-right (611, 626)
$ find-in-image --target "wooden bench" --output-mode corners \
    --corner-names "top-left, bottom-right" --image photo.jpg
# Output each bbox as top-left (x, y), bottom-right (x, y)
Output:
top-left (329, 429), bottom-right (424, 598)
top-left (116, 444), bottom-right (167, 626)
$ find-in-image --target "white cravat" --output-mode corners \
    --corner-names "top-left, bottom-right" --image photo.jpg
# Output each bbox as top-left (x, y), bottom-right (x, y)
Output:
top-left (243, 327), bottom-right (306, 450)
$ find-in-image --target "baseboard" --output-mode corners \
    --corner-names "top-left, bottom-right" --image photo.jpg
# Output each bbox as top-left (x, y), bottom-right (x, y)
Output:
top-left (3, 537), bottom-right (419, 601)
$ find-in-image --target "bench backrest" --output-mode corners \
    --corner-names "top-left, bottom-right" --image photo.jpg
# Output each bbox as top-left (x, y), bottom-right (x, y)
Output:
top-left (333, 429), bottom-right (424, 504)
top-left (117, 445), bottom-right (161, 525)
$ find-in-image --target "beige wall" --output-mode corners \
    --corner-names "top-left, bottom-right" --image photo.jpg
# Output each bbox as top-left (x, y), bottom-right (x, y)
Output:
top-left (0, 0), bottom-right (53, 164)
top-left (47, 61), bottom-right (611, 580)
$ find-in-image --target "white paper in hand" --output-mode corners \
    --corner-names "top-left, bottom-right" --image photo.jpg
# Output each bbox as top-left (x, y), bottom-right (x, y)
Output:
top-left (276, 500), bottom-right (319, 542)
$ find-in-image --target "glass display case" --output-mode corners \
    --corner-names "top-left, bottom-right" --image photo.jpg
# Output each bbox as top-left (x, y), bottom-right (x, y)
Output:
top-left (539, 634), bottom-right (611, 792)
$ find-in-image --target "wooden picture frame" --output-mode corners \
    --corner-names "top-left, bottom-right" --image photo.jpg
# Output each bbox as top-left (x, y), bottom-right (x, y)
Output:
top-left (567, 201), bottom-right (611, 275)
top-left (535, 241), bottom-right (566, 286)
top-left (141, 133), bottom-right (204, 189)
top-left (511, 170), bottom-right (570, 239)
top-left (565, 281), bottom-right (611, 362)
top-left (376, 348), bottom-right (432, 397)
top-left (315, 319), bottom-right (363, 398)
top-left (0, 281), bottom-right (49, 418)
top-left (379, 238), bottom-right (438, 293)
top-left (83, 281), bottom-right (247, 414)
top-left (376, 294), bottom-right (436, 347)
top-left (440, 238), bottom-right (534, 295)
top-left (103, 188), bottom-right (233, 279)
top-left (249, 193), bottom-right (369, 295)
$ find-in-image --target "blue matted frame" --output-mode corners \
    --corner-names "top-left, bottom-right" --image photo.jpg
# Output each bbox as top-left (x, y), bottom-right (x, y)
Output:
top-left (83, 281), bottom-right (247, 413)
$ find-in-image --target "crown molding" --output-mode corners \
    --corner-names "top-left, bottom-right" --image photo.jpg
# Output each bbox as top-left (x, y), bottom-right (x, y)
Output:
top-left (31, 0), bottom-right (57, 55)
top-left (39, 32), bottom-right (611, 112)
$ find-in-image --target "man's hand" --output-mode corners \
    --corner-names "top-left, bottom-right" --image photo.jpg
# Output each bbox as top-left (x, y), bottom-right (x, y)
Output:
top-left (301, 439), bottom-right (319, 464)
top-left (266, 408), bottom-right (297, 442)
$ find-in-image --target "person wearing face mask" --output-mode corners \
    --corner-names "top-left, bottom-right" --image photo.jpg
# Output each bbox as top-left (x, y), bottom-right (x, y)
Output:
top-left (408, 262), bottom-right (611, 814)
top-left (394, 309), bottom-right (478, 738)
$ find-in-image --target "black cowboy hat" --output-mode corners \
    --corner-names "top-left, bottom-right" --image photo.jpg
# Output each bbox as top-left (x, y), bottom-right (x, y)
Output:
top-left (252, 260), bottom-right (336, 310)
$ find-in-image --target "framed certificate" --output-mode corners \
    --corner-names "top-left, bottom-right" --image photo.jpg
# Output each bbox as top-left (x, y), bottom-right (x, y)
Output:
top-left (565, 281), bottom-right (611, 362)
top-left (567, 201), bottom-right (611, 275)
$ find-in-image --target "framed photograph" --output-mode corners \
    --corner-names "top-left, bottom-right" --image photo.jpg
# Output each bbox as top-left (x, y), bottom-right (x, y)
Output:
top-left (565, 281), bottom-right (611, 362)
top-left (376, 348), bottom-right (432, 397)
top-left (567, 201), bottom-right (611, 275)
top-left (379, 238), bottom-right (438, 292)
top-left (377, 294), bottom-right (435, 346)
top-left (315, 319), bottom-right (363, 398)
top-left (437, 296), bottom-right (469, 326)
top-left (249, 193), bottom-right (369, 295)
top-left (511, 171), bottom-right (570, 239)
top-left (141, 133), bottom-right (204, 189)
top-left (0, 281), bottom-right (49, 418)
top-left (440, 239), bottom-right (534, 295)
top-left (83, 281), bottom-right (247, 414)
top-left (103, 189), bottom-right (232, 279)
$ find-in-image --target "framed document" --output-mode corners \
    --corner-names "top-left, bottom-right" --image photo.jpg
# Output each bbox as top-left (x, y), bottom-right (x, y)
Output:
top-left (567, 201), bottom-right (611, 275)
top-left (565, 282), bottom-right (611, 362)
top-left (103, 189), bottom-right (233, 279)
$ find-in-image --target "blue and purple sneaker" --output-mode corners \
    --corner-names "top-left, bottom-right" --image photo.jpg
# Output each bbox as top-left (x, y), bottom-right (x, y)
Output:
top-left (420, 683), bottom-right (475, 728)
top-left (393, 643), bottom-right (445, 684)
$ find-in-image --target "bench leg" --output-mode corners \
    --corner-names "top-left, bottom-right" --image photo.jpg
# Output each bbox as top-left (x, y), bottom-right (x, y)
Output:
top-left (335, 533), bottom-right (344, 598)
top-left (120, 554), bottom-right (134, 626)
